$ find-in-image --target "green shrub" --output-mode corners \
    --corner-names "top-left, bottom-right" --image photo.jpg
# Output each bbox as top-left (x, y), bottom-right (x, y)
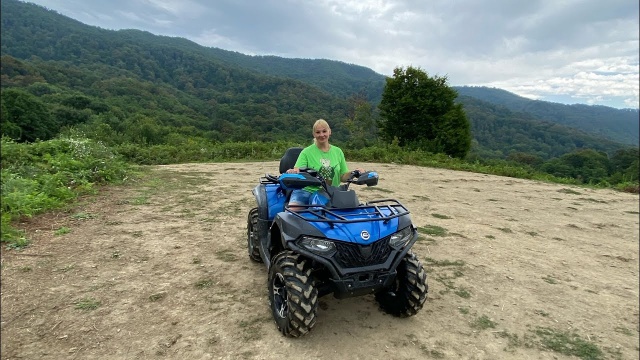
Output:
top-left (1, 136), bottom-right (131, 247)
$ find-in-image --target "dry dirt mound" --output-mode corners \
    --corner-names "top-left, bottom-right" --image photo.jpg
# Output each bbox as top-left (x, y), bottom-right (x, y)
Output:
top-left (2, 162), bottom-right (638, 359)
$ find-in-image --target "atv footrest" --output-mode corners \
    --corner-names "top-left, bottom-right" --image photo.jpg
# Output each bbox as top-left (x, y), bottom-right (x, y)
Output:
top-left (331, 271), bottom-right (396, 299)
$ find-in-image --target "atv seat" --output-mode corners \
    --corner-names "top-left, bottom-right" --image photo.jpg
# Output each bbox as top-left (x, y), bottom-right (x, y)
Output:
top-left (279, 147), bottom-right (303, 174)
top-left (279, 147), bottom-right (303, 204)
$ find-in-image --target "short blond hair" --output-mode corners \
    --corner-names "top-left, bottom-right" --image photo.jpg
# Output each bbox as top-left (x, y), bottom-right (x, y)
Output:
top-left (312, 119), bottom-right (331, 144)
top-left (313, 119), bottom-right (330, 132)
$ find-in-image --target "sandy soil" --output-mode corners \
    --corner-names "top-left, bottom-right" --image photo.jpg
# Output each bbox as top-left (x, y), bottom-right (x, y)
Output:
top-left (1, 161), bottom-right (638, 360)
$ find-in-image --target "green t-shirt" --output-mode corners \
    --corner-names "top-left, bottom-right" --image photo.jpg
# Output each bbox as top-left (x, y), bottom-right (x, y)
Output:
top-left (294, 144), bottom-right (349, 191)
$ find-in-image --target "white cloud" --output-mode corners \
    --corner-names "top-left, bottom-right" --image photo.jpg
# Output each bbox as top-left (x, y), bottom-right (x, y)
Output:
top-left (21, 0), bottom-right (640, 109)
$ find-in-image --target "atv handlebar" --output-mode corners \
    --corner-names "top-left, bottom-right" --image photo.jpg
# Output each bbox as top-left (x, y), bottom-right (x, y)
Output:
top-left (261, 168), bottom-right (378, 188)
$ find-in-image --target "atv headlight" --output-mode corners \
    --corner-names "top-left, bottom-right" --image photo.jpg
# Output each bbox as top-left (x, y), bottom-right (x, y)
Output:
top-left (389, 227), bottom-right (413, 248)
top-left (298, 237), bottom-right (336, 256)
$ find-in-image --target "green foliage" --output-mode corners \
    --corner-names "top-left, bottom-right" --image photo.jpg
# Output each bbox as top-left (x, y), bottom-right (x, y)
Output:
top-left (609, 147), bottom-right (639, 183)
top-left (533, 327), bottom-right (603, 360)
top-left (344, 96), bottom-right (379, 149)
top-left (74, 297), bottom-right (101, 310)
top-left (541, 149), bottom-right (611, 184)
top-left (378, 66), bottom-right (471, 158)
top-left (0, 136), bottom-right (131, 247)
top-left (471, 315), bottom-right (497, 330)
top-left (0, 0), bottom-right (636, 200)
top-left (456, 86), bottom-right (639, 146)
top-left (1, 88), bottom-right (56, 141)
top-left (113, 139), bottom-right (298, 165)
top-left (459, 95), bottom-right (628, 161)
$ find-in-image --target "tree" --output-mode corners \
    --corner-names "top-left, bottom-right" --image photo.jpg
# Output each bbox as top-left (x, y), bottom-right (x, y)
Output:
top-left (378, 66), bottom-right (471, 158)
top-left (344, 96), bottom-right (378, 149)
top-left (541, 149), bottom-right (610, 183)
top-left (0, 88), bottom-right (56, 142)
top-left (609, 147), bottom-right (639, 182)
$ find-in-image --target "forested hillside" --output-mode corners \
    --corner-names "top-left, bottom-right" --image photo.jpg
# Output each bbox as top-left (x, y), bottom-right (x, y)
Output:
top-left (0, 0), bottom-right (354, 144)
top-left (1, 0), bottom-right (637, 177)
top-left (456, 86), bottom-right (639, 146)
top-left (459, 95), bottom-right (625, 160)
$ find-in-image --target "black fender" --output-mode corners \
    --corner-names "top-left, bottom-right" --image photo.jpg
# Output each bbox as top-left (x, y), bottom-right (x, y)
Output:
top-left (252, 184), bottom-right (271, 266)
top-left (274, 211), bottom-right (326, 246)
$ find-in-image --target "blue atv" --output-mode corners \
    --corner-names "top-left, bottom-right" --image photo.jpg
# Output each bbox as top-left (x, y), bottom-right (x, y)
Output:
top-left (247, 147), bottom-right (428, 337)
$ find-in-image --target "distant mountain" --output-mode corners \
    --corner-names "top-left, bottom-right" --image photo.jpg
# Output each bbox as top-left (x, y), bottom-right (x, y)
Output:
top-left (1, 0), bottom-right (636, 160)
top-left (456, 95), bottom-right (626, 159)
top-left (454, 86), bottom-right (639, 146)
top-left (202, 49), bottom-right (387, 104)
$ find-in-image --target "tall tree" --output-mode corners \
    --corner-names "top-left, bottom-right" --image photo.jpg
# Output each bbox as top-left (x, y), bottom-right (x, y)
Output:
top-left (378, 66), bottom-right (471, 158)
top-left (344, 96), bottom-right (378, 149)
top-left (1, 88), bottom-right (55, 142)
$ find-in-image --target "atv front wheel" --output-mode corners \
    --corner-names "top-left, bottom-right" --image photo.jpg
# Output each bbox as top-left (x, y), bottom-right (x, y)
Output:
top-left (375, 251), bottom-right (428, 317)
top-left (246, 208), bottom-right (262, 262)
top-left (268, 251), bottom-right (318, 337)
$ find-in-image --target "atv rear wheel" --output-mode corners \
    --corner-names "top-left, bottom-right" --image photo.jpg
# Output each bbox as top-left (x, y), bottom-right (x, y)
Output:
top-left (268, 251), bottom-right (318, 337)
top-left (246, 208), bottom-right (262, 262)
top-left (375, 251), bottom-right (428, 317)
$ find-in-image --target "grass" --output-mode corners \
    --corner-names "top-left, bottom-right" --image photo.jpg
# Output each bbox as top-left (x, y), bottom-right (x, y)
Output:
top-left (425, 258), bottom-right (465, 267)
top-left (195, 278), bottom-right (214, 289)
top-left (75, 297), bottom-right (101, 310)
top-left (417, 225), bottom-right (447, 237)
top-left (4, 237), bottom-right (30, 250)
top-left (72, 212), bottom-right (96, 220)
top-left (533, 327), bottom-right (603, 360)
top-left (54, 227), bottom-right (71, 236)
top-left (534, 309), bottom-right (549, 317)
top-left (238, 317), bottom-right (268, 342)
top-left (458, 307), bottom-right (470, 315)
top-left (149, 292), bottom-right (167, 302)
top-left (495, 330), bottom-right (523, 350)
top-left (215, 249), bottom-right (239, 262)
top-left (558, 188), bottom-right (582, 195)
top-left (59, 264), bottom-right (75, 272)
top-left (471, 315), bottom-right (497, 330)
top-left (578, 197), bottom-right (607, 203)
top-left (542, 275), bottom-right (559, 284)
top-left (613, 327), bottom-right (634, 336)
top-left (130, 195), bottom-right (151, 205)
top-left (431, 213), bottom-right (452, 219)
top-left (454, 288), bottom-right (471, 299)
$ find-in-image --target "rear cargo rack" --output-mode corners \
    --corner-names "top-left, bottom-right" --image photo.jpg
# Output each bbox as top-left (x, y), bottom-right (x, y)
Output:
top-left (259, 173), bottom-right (280, 184)
top-left (285, 199), bottom-right (409, 226)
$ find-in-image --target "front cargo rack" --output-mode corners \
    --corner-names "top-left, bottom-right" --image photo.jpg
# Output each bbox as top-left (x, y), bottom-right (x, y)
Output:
top-left (285, 199), bottom-right (410, 226)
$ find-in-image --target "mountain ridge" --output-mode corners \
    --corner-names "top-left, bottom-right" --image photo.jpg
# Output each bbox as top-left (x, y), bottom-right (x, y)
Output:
top-left (1, 0), bottom-right (637, 154)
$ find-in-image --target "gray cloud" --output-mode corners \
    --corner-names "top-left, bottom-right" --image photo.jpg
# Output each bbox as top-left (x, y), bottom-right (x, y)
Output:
top-left (22, 0), bottom-right (640, 108)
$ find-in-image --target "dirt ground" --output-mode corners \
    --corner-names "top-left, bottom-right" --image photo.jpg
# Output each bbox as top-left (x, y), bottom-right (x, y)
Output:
top-left (1, 161), bottom-right (638, 360)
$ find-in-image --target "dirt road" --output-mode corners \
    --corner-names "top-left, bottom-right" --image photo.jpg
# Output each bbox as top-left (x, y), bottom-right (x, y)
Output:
top-left (1, 161), bottom-right (638, 359)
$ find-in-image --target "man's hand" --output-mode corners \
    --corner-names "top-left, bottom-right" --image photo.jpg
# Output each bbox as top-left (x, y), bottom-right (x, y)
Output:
top-left (286, 167), bottom-right (300, 174)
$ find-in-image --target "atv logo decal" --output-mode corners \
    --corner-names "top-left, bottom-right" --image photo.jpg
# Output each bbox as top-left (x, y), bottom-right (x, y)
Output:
top-left (360, 230), bottom-right (370, 240)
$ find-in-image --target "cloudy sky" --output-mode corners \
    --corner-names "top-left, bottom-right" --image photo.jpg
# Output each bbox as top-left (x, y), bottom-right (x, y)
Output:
top-left (25, 0), bottom-right (639, 109)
